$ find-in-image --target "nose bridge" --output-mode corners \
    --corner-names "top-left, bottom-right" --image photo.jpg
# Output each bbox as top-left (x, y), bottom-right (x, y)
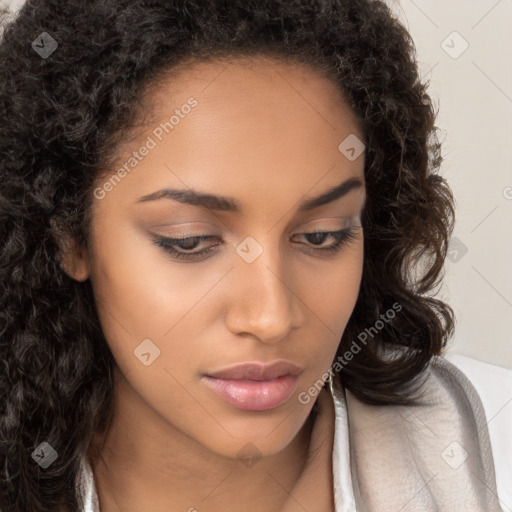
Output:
top-left (226, 234), bottom-right (301, 341)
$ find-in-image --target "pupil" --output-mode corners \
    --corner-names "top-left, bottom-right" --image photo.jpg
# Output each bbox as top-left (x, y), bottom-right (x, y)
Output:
top-left (309, 232), bottom-right (325, 245)
top-left (180, 238), bottom-right (198, 250)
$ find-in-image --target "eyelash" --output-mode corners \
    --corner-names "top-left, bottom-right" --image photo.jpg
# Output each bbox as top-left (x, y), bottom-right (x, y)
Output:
top-left (150, 227), bottom-right (360, 262)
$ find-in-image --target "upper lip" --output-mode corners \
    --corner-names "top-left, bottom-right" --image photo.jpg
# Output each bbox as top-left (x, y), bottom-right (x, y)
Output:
top-left (206, 360), bottom-right (303, 381)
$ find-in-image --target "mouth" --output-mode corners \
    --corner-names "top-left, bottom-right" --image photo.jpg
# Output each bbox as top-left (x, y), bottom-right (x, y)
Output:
top-left (202, 374), bottom-right (300, 411)
top-left (202, 360), bottom-right (303, 411)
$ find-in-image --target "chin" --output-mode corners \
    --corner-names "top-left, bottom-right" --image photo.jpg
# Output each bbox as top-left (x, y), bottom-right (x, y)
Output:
top-left (191, 406), bottom-right (312, 461)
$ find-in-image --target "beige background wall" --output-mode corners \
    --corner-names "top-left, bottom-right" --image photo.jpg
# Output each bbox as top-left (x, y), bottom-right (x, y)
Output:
top-left (2, 0), bottom-right (511, 368)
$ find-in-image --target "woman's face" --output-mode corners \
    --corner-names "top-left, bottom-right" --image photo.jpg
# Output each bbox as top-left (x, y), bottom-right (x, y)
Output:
top-left (73, 57), bottom-right (366, 459)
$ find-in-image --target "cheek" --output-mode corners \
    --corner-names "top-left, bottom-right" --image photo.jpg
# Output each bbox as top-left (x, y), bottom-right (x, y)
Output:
top-left (90, 211), bottom-right (212, 328)
top-left (298, 239), bottom-right (364, 365)
top-left (302, 238), bottom-right (363, 322)
top-left (87, 222), bottom-right (217, 378)
top-left (87, 236), bottom-right (214, 431)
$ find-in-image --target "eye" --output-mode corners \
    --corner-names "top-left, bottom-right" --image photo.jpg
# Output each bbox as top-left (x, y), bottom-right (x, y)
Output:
top-left (150, 234), bottom-right (221, 261)
top-left (295, 227), bottom-right (360, 255)
top-left (150, 226), bottom-right (360, 262)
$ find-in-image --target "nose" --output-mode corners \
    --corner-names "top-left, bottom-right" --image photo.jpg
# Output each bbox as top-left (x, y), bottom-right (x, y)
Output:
top-left (225, 244), bottom-right (304, 344)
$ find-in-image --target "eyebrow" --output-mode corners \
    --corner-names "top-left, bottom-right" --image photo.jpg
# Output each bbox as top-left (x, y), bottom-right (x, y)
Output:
top-left (136, 176), bottom-right (364, 212)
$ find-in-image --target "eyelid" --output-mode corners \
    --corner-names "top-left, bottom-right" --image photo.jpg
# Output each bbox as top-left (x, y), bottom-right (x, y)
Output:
top-left (149, 215), bottom-right (362, 245)
top-left (302, 214), bottom-right (361, 228)
top-left (152, 215), bottom-right (361, 234)
top-left (150, 224), bottom-right (361, 262)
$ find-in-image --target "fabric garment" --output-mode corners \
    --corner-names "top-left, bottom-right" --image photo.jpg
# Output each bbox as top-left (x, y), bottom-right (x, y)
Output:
top-left (341, 355), bottom-right (507, 511)
top-left (444, 352), bottom-right (512, 510)
top-left (78, 354), bottom-right (512, 511)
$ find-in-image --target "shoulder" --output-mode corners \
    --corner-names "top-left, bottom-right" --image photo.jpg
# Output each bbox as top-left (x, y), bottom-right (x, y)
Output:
top-left (441, 352), bottom-right (512, 405)
top-left (441, 352), bottom-right (512, 510)
top-left (342, 352), bottom-right (511, 510)
top-left (440, 353), bottom-right (512, 441)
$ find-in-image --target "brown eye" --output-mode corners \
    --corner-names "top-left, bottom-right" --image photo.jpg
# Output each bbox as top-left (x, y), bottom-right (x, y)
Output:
top-left (150, 234), bottom-right (221, 261)
top-left (294, 227), bottom-right (360, 254)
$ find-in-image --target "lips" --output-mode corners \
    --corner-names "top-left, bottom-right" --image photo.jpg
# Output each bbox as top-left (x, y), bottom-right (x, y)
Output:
top-left (205, 360), bottom-right (303, 381)
top-left (202, 360), bottom-right (304, 411)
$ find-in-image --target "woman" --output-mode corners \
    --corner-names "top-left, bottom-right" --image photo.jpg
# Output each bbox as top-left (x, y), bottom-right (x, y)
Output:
top-left (0, 1), bottom-right (510, 511)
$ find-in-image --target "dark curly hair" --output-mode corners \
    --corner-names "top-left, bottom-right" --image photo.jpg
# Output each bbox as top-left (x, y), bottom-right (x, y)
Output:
top-left (0, 0), bottom-right (456, 510)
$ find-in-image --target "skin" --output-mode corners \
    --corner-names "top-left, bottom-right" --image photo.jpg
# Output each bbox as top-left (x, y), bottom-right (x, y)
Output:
top-left (62, 56), bottom-right (366, 512)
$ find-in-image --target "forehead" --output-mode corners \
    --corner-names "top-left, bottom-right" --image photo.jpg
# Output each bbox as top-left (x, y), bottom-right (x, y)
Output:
top-left (96, 56), bottom-right (366, 215)
top-left (147, 55), bottom-right (364, 138)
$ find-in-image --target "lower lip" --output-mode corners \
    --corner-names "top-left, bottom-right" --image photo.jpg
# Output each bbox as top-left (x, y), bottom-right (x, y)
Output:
top-left (202, 374), bottom-right (299, 411)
